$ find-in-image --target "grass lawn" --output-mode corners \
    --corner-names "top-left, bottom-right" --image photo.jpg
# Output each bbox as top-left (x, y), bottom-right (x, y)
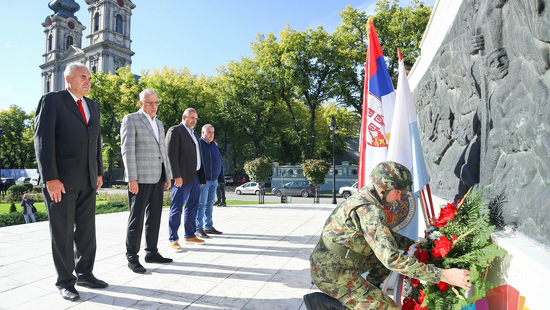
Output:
top-left (0, 200), bottom-right (275, 215)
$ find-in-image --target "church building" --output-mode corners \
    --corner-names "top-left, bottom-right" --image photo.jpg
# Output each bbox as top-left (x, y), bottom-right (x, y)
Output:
top-left (40, 0), bottom-right (135, 94)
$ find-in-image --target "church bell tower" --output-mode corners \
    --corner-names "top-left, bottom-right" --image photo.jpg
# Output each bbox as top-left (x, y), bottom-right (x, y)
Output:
top-left (40, 0), bottom-right (135, 95)
top-left (40, 0), bottom-right (86, 94)
top-left (84, 0), bottom-right (136, 74)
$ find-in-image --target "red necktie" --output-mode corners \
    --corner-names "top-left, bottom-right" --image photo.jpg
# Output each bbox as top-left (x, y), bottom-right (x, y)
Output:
top-left (77, 99), bottom-right (88, 126)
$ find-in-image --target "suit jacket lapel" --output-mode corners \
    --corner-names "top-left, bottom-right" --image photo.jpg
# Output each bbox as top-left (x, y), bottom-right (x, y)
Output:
top-left (138, 112), bottom-right (160, 144)
top-left (62, 90), bottom-right (87, 125)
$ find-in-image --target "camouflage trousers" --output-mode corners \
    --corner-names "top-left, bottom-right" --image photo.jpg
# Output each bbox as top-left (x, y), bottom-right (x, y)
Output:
top-left (309, 243), bottom-right (399, 310)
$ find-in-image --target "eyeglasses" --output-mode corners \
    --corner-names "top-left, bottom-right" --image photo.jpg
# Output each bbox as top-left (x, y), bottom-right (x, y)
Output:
top-left (144, 101), bottom-right (159, 106)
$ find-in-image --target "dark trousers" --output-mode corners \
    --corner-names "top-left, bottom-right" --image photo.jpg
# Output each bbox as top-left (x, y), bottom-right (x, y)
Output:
top-left (216, 182), bottom-right (226, 203)
top-left (125, 173), bottom-right (165, 262)
top-left (43, 183), bottom-right (97, 289)
top-left (169, 173), bottom-right (200, 240)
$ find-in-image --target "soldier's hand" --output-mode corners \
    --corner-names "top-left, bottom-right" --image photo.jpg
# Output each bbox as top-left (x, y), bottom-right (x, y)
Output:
top-left (441, 268), bottom-right (471, 291)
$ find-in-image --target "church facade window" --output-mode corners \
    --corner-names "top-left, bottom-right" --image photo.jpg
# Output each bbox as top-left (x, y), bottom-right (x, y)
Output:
top-left (94, 13), bottom-right (100, 32)
top-left (116, 14), bottom-right (123, 34)
top-left (66, 35), bottom-right (73, 50)
top-left (48, 34), bottom-right (53, 51)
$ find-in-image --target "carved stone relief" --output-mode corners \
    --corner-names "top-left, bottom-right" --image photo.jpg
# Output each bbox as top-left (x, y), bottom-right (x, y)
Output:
top-left (413, 0), bottom-right (550, 248)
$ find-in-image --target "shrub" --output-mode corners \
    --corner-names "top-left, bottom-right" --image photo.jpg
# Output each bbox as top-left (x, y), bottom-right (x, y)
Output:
top-left (9, 202), bottom-right (17, 213)
top-left (35, 211), bottom-right (48, 221)
top-left (0, 211), bottom-right (48, 227)
top-left (96, 201), bottom-right (129, 215)
top-left (0, 212), bottom-right (24, 227)
top-left (301, 159), bottom-right (331, 186)
top-left (6, 185), bottom-right (28, 203)
top-left (23, 183), bottom-right (33, 192)
top-left (243, 157), bottom-right (273, 183)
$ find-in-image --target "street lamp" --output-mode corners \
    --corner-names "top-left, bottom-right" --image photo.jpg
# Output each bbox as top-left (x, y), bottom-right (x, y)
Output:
top-left (329, 116), bottom-right (338, 204)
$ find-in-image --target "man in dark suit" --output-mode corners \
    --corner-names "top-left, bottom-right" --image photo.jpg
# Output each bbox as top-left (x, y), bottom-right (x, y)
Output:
top-left (121, 89), bottom-right (173, 274)
top-left (166, 108), bottom-right (207, 250)
top-left (34, 63), bottom-right (106, 301)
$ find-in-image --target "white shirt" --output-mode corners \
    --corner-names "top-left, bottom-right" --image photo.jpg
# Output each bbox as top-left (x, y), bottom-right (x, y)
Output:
top-left (139, 109), bottom-right (160, 142)
top-left (184, 124), bottom-right (201, 171)
top-left (67, 90), bottom-right (89, 122)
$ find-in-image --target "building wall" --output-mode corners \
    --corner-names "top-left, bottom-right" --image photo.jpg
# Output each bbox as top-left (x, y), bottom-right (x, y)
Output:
top-left (409, 1), bottom-right (549, 307)
top-left (271, 162), bottom-right (357, 193)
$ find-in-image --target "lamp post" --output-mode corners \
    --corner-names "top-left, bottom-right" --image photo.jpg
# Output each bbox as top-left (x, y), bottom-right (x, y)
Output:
top-left (329, 116), bottom-right (337, 204)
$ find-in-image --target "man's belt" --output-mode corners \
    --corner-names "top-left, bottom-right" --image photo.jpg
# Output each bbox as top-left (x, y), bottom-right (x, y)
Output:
top-left (320, 235), bottom-right (365, 263)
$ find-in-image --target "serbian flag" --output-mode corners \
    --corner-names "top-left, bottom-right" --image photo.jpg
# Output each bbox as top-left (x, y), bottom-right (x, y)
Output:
top-left (386, 50), bottom-right (430, 239)
top-left (358, 20), bottom-right (395, 188)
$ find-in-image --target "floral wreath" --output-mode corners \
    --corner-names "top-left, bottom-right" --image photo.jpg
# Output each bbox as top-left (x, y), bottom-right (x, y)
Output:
top-left (401, 188), bottom-right (507, 310)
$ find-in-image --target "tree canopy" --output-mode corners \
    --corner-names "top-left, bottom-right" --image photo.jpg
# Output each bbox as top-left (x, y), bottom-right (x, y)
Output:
top-left (5, 1), bottom-right (431, 177)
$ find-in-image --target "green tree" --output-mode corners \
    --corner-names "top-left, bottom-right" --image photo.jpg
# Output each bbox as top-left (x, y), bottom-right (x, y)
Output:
top-left (252, 33), bottom-right (309, 161)
top-left (88, 66), bottom-right (140, 186)
top-left (331, 1), bottom-right (432, 115)
top-left (140, 66), bottom-right (202, 129)
top-left (314, 103), bottom-right (361, 162)
top-left (216, 58), bottom-right (284, 159)
top-left (278, 25), bottom-right (342, 159)
top-left (243, 157), bottom-right (273, 204)
top-left (373, 0), bottom-right (432, 83)
top-left (301, 159), bottom-right (331, 201)
top-left (0, 105), bottom-right (35, 169)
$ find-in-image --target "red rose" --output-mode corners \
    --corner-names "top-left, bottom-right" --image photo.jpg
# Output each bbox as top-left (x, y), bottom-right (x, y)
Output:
top-left (411, 278), bottom-right (420, 287)
top-left (436, 281), bottom-right (449, 292)
top-left (402, 297), bottom-right (416, 310)
top-left (416, 290), bottom-right (427, 309)
top-left (431, 202), bottom-right (458, 227)
top-left (431, 235), bottom-right (453, 259)
top-left (415, 248), bottom-right (430, 263)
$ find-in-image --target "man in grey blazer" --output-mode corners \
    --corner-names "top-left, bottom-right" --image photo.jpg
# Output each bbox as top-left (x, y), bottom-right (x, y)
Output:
top-left (34, 63), bottom-right (105, 301)
top-left (166, 108), bottom-right (207, 250)
top-left (121, 89), bottom-right (173, 274)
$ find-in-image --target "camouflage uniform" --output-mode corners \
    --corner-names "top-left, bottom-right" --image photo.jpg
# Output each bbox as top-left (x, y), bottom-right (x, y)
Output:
top-left (309, 162), bottom-right (442, 310)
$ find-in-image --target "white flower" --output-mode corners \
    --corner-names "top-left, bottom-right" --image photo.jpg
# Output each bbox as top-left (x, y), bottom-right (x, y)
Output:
top-left (407, 244), bottom-right (417, 257)
top-left (428, 231), bottom-right (442, 240)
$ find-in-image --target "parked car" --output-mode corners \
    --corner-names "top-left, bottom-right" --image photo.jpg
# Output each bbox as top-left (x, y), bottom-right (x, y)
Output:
top-left (16, 177), bottom-right (31, 185)
top-left (236, 175), bottom-right (250, 184)
top-left (224, 175), bottom-right (235, 185)
top-left (339, 182), bottom-right (358, 199)
top-left (235, 182), bottom-right (261, 195)
top-left (271, 181), bottom-right (315, 198)
top-left (1, 178), bottom-right (16, 189)
top-left (30, 177), bottom-right (40, 186)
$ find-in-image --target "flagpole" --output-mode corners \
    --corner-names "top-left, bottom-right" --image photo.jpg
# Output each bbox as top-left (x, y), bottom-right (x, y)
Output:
top-left (425, 184), bottom-right (436, 219)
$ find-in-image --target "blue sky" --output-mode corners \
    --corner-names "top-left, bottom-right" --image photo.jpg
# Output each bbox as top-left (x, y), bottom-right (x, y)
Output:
top-left (0, 0), bottom-right (435, 113)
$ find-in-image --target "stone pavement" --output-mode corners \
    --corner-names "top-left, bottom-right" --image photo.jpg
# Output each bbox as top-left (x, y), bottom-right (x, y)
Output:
top-left (0, 203), bottom-right (335, 310)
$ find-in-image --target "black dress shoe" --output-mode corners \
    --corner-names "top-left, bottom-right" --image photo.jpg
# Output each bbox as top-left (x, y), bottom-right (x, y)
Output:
top-left (144, 252), bottom-right (173, 263)
top-left (128, 261), bottom-right (146, 273)
top-left (205, 227), bottom-right (223, 234)
top-left (303, 292), bottom-right (345, 310)
top-left (76, 276), bottom-right (108, 288)
top-left (196, 229), bottom-right (210, 238)
top-left (59, 287), bottom-right (80, 301)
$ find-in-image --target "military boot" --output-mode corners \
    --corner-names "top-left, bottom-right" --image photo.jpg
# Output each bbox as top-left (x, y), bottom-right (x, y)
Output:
top-left (303, 292), bottom-right (346, 310)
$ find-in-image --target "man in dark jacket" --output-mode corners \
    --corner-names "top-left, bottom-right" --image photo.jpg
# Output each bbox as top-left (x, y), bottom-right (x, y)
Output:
top-left (195, 124), bottom-right (224, 238)
top-left (165, 108), bottom-right (207, 249)
top-left (34, 63), bottom-right (106, 301)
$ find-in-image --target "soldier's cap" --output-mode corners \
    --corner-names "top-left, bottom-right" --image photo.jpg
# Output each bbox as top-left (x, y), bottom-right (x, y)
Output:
top-left (369, 161), bottom-right (412, 192)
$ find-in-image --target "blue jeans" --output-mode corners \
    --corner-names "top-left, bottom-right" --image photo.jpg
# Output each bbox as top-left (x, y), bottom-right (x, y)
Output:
top-left (169, 173), bottom-right (201, 240)
top-left (196, 180), bottom-right (218, 230)
top-left (24, 213), bottom-right (36, 223)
